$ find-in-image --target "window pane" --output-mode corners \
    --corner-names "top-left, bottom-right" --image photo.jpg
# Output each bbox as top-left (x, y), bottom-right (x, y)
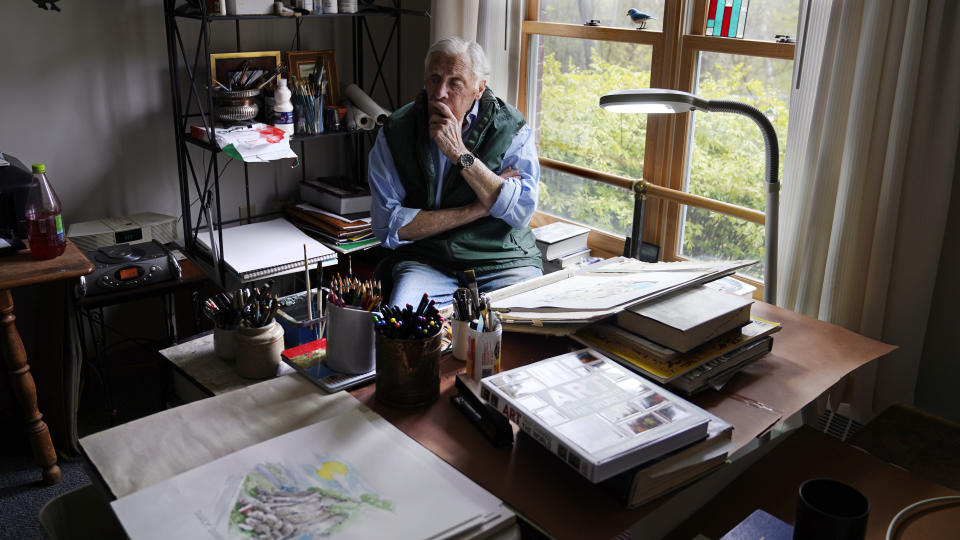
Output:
top-left (679, 51), bottom-right (792, 277)
top-left (681, 207), bottom-right (764, 280)
top-left (740, 0), bottom-right (801, 41)
top-left (531, 35), bottom-right (652, 233)
top-left (539, 0), bottom-right (665, 31)
top-left (538, 169), bottom-right (633, 237)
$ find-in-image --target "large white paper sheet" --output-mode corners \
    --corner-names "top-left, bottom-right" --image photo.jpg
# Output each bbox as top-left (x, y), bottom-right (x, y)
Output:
top-left (111, 409), bottom-right (492, 540)
top-left (488, 258), bottom-right (756, 325)
top-left (495, 271), bottom-right (703, 310)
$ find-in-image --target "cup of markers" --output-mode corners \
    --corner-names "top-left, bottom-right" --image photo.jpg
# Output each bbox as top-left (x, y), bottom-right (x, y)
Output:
top-left (325, 275), bottom-right (381, 375)
top-left (373, 293), bottom-right (444, 408)
top-left (466, 306), bottom-right (502, 382)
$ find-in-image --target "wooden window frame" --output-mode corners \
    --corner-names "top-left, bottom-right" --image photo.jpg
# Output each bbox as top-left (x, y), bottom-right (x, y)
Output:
top-left (520, 0), bottom-right (795, 294)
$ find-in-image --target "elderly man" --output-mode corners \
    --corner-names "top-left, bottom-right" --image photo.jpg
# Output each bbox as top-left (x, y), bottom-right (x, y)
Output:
top-left (369, 36), bottom-right (542, 307)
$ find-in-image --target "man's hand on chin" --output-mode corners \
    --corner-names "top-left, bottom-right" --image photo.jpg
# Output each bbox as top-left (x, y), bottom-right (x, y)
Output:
top-left (428, 101), bottom-right (467, 161)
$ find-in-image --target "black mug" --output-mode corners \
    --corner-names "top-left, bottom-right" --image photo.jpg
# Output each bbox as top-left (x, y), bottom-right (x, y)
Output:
top-left (793, 478), bottom-right (869, 540)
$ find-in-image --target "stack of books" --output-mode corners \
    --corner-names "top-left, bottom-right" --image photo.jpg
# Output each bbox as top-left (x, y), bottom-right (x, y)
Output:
top-left (531, 221), bottom-right (595, 273)
top-left (479, 348), bottom-right (733, 507)
top-left (285, 202), bottom-right (379, 254)
top-left (574, 285), bottom-right (780, 395)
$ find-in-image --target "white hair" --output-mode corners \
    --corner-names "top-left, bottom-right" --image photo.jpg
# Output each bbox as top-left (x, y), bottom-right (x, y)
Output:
top-left (424, 36), bottom-right (491, 82)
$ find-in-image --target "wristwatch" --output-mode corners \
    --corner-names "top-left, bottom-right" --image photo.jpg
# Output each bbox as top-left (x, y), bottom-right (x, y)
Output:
top-left (458, 152), bottom-right (476, 170)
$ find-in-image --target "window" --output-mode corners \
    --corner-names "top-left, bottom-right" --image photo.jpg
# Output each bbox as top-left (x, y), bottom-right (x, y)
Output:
top-left (521, 0), bottom-right (799, 294)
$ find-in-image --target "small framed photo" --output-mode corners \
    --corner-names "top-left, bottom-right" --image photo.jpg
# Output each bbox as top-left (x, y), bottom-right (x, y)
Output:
top-left (209, 51), bottom-right (282, 91)
top-left (284, 50), bottom-right (339, 106)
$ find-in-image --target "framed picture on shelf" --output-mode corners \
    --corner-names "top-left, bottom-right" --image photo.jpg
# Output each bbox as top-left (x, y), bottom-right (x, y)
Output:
top-left (209, 51), bottom-right (282, 91)
top-left (284, 50), bottom-right (339, 106)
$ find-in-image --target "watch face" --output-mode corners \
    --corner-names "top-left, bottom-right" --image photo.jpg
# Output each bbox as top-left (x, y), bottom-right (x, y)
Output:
top-left (459, 153), bottom-right (475, 169)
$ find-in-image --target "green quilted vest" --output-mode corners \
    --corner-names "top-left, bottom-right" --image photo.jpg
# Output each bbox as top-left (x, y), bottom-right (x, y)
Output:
top-left (382, 88), bottom-right (541, 273)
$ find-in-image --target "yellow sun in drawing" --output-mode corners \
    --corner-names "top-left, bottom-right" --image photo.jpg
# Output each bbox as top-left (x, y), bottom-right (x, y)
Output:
top-left (316, 461), bottom-right (348, 479)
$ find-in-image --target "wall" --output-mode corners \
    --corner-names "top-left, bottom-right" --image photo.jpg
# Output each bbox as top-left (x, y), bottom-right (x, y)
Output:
top-left (0, 0), bottom-right (429, 231)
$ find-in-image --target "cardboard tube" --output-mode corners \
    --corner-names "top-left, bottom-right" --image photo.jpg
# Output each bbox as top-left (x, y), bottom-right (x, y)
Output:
top-left (344, 83), bottom-right (391, 125)
top-left (350, 106), bottom-right (374, 130)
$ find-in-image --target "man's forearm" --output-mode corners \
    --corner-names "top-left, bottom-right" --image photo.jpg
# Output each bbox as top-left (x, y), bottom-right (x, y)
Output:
top-left (397, 202), bottom-right (488, 241)
top-left (461, 161), bottom-right (505, 208)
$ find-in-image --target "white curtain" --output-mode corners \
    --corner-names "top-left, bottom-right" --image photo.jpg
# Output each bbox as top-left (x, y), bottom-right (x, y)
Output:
top-left (429, 0), bottom-right (525, 105)
top-left (779, 0), bottom-right (960, 419)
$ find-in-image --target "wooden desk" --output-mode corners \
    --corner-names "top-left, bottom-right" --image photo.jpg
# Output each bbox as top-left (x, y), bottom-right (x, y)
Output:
top-left (665, 426), bottom-right (960, 540)
top-left (349, 301), bottom-right (895, 539)
top-left (83, 301), bottom-right (893, 536)
top-left (0, 240), bottom-right (92, 484)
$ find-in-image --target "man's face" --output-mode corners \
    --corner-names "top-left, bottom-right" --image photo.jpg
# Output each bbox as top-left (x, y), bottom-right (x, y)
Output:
top-left (424, 52), bottom-right (485, 124)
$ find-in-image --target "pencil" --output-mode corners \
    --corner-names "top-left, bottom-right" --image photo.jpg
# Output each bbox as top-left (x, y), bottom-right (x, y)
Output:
top-left (304, 244), bottom-right (313, 325)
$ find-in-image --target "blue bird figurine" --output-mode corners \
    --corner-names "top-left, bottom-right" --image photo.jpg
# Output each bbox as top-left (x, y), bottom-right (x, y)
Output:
top-left (627, 8), bottom-right (655, 30)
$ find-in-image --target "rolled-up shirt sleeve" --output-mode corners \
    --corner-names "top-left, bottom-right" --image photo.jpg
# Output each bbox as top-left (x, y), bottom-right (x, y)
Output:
top-left (488, 123), bottom-right (539, 229)
top-left (368, 130), bottom-right (419, 249)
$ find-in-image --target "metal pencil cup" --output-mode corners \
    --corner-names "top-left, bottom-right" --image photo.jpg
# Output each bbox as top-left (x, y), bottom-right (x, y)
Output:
top-left (375, 332), bottom-right (442, 408)
top-left (325, 303), bottom-right (375, 374)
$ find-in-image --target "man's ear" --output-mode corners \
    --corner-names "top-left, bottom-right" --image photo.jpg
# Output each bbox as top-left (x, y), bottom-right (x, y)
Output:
top-left (477, 80), bottom-right (486, 99)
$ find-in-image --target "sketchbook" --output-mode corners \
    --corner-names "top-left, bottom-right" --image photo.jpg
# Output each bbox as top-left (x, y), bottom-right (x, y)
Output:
top-left (197, 218), bottom-right (337, 282)
top-left (110, 406), bottom-right (511, 540)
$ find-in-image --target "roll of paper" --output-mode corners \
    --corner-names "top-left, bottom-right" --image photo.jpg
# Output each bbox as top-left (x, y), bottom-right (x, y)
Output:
top-left (344, 83), bottom-right (391, 125)
top-left (350, 105), bottom-right (374, 130)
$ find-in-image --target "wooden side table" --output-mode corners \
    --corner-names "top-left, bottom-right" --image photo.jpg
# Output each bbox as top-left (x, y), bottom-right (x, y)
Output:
top-left (0, 240), bottom-right (92, 484)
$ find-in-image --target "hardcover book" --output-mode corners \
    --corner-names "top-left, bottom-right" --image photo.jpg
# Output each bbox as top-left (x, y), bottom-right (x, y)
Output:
top-left (532, 221), bottom-right (590, 259)
top-left (480, 348), bottom-right (712, 483)
top-left (574, 317), bottom-right (781, 384)
top-left (617, 285), bottom-right (753, 352)
top-left (601, 411), bottom-right (733, 508)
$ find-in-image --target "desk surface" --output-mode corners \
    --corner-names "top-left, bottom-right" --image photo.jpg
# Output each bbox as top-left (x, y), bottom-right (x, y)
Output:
top-left (93, 300), bottom-right (893, 539)
top-left (0, 240), bottom-right (92, 288)
top-left (348, 301), bottom-right (895, 539)
top-left (665, 426), bottom-right (960, 540)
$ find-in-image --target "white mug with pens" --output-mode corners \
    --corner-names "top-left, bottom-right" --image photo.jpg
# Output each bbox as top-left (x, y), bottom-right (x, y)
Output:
top-left (463, 289), bottom-right (502, 381)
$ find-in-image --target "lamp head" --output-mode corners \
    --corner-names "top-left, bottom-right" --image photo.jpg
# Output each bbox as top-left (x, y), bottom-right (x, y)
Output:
top-left (599, 89), bottom-right (710, 114)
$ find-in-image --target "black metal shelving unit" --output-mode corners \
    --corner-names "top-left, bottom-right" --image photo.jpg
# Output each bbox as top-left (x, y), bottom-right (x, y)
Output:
top-left (162, 0), bottom-right (414, 285)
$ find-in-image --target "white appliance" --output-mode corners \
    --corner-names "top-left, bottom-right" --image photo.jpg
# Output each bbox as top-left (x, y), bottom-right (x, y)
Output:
top-left (67, 213), bottom-right (178, 252)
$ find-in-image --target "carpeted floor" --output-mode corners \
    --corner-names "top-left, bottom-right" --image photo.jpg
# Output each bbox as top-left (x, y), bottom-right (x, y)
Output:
top-left (0, 453), bottom-right (91, 539)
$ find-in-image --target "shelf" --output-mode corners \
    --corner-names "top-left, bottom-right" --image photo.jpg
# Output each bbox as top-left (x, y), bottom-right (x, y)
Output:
top-left (292, 130), bottom-right (371, 142)
top-left (183, 128), bottom-right (368, 153)
top-left (164, 0), bottom-right (403, 286)
top-left (176, 7), bottom-right (402, 21)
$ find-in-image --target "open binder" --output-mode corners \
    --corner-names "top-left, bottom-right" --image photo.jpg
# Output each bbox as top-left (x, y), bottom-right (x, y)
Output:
top-left (197, 218), bottom-right (336, 281)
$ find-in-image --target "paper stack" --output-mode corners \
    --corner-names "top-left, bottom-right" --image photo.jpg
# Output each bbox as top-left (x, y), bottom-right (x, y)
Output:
top-left (285, 203), bottom-right (379, 254)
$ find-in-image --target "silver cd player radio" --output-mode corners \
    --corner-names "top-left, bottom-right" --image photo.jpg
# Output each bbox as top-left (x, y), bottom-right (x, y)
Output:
top-left (78, 241), bottom-right (181, 297)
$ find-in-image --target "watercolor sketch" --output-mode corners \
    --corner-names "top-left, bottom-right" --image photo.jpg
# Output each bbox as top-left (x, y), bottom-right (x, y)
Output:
top-left (229, 458), bottom-right (392, 538)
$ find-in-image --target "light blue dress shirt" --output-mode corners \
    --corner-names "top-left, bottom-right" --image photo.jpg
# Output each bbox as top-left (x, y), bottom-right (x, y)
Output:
top-left (368, 99), bottom-right (540, 249)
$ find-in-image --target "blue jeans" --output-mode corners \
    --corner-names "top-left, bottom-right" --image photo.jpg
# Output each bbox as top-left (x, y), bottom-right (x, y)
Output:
top-left (389, 260), bottom-right (542, 309)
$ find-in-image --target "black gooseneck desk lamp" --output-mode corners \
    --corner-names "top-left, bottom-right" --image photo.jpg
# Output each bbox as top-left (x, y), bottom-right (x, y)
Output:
top-left (598, 88), bottom-right (779, 304)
